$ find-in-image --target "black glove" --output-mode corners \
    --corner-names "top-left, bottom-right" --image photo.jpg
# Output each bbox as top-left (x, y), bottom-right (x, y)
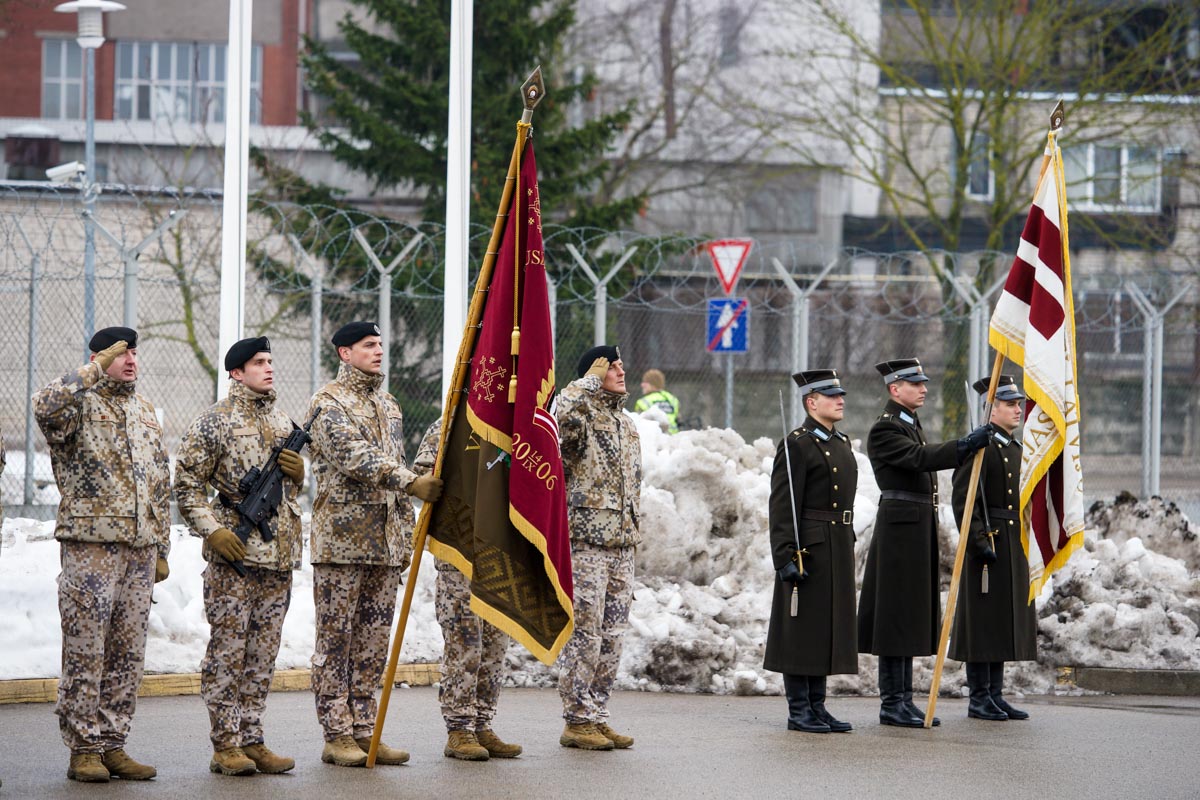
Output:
top-left (777, 560), bottom-right (803, 585)
top-left (956, 424), bottom-right (991, 464)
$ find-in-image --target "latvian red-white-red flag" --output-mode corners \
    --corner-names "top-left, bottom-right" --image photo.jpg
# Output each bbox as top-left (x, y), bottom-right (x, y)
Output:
top-left (988, 133), bottom-right (1085, 603)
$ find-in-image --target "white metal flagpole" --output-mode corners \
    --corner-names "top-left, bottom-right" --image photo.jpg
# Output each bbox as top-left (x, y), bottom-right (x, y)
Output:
top-left (442, 0), bottom-right (473, 399)
top-left (217, 0), bottom-right (253, 399)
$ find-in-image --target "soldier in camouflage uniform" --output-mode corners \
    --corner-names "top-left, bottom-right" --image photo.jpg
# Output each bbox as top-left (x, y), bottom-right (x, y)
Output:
top-left (34, 327), bottom-right (170, 783)
top-left (307, 322), bottom-right (443, 767)
top-left (412, 418), bottom-right (522, 762)
top-left (175, 337), bottom-right (305, 776)
top-left (555, 345), bottom-right (641, 752)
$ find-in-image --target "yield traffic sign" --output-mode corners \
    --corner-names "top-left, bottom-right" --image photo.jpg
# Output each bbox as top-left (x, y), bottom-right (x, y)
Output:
top-left (705, 239), bottom-right (753, 295)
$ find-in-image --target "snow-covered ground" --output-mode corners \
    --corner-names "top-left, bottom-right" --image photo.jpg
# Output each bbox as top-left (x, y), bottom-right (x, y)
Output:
top-left (2, 415), bottom-right (1197, 698)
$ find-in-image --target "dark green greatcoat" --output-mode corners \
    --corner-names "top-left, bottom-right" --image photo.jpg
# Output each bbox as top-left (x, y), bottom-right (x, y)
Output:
top-left (763, 416), bottom-right (859, 676)
top-left (949, 426), bottom-right (1038, 663)
top-left (857, 400), bottom-right (960, 657)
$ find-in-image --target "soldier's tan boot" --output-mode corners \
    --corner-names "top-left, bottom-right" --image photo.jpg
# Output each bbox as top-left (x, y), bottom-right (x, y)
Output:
top-left (355, 738), bottom-right (410, 766)
top-left (595, 722), bottom-right (634, 749)
top-left (321, 735), bottom-right (367, 767)
top-left (67, 753), bottom-right (110, 783)
top-left (209, 747), bottom-right (257, 776)
top-left (559, 722), bottom-right (615, 751)
top-left (242, 743), bottom-right (295, 774)
top-left (475, 728), bottom-right (522, 758)
top-left (102, 748), bottom-right (157, 780)
top-left (443, 730), bottom-right (490, 761)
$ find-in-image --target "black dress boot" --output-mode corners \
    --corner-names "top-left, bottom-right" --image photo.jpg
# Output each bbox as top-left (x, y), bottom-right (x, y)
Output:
top-left (783, 674), bottom-right (831, 733)
top-left (966, 662), bottom-right (1008, 720)
top-left (902, 658), bottom-right (939, 726)
top-left (989, 662), bottom-right (1029, 720)
top-left (809, 676), bottom-right (852, 733)
top-left (878, 657), bottom-right (922, 728)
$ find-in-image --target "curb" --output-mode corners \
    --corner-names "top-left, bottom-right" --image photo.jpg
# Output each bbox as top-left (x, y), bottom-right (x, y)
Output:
top-left (0, 664), bottom-right (441, 705)
top-left (1062, 667), bottom-right (1200, 696)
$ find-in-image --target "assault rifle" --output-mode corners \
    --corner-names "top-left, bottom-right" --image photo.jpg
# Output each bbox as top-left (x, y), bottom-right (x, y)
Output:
top-left (224, 409), bottom-right (321, 576)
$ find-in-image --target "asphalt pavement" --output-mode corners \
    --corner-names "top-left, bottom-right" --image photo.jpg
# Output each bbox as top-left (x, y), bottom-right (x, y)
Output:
top-left (1, 688), bottom-right (1197, 799)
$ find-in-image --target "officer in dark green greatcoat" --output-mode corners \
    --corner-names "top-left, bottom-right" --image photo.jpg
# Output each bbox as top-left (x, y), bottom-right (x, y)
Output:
top-left (951, 375), bottom-right (1037, 721)
top-left (764, 369), bottom-right (858, 734)
top-left (857, 358), bottom-right (990, 728)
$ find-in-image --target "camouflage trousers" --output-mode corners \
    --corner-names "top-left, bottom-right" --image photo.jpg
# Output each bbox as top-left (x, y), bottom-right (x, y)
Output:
top-left (435, 565), bottom-right (510, 731)
top-left (200, 561), bottom-right (292, 750)
top-left (56, 541), bottom-right (155, 754)
top-left (557, 543), bottom-right (635, 724)
top-left (311, 563), bottom-right (401, 741)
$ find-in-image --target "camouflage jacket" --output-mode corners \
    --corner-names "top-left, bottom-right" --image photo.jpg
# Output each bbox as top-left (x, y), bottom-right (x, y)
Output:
top-left (412, 417), bottom-right (454, 573)
top-left (556, 374), bottom-right (642, 548)
top-left (174, 381), bottom-right (303, 571)
top-left (33, 363), bottom-right (171, 557)
top-left (307, 363), bottom-right (416, 567)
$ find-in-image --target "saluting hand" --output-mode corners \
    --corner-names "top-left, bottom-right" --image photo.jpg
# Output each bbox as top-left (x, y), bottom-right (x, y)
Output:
top-left (584, 357), bottom-right (609, 382)
top-left (94, 340), bottom-right (127, 372)
top-left (277, 449), bottom-right (305, 484)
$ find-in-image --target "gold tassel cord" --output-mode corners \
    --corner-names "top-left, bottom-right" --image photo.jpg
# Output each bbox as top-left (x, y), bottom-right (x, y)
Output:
top-left (508, 122), bottom-right (529, 404)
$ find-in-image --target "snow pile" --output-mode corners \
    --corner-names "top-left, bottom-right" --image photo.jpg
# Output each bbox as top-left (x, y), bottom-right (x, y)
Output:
top-left (1036, 496), bottom-right (1200, 674)
top-left (2, 417), bottom-right (1197, 697)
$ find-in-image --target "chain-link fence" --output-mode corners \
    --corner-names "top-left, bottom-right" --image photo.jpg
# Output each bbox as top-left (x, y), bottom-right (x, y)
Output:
top-left (2, 183), bottom-right (1197, 514)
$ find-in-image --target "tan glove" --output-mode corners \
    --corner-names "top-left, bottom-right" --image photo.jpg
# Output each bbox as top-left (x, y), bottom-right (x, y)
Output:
top-left (406, 473), bottom-right (443, 503)
top-left (154, 557), bottom-right (170, 583)
top-left (94, 340), bottom-right (127, 372)
top-left (585, 357), bottom-right (609, 382)
top-left (277, 449), bottom-right (304, 484)
top-left (208, 527), bottom-right (247, 562)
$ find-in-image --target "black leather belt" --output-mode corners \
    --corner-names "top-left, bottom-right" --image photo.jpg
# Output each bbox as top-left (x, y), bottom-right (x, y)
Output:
top-left (879, 489), bottom-right (937, 506)
top-left (802, 508), bottom-right (854, 525)
top-left (988, 507), bottom-right (1019, 522)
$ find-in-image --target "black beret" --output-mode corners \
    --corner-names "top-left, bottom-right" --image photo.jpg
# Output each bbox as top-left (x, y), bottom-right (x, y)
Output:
top-left (575, 344), bottom-right (621, 378)
top-left (331, 321), bottom-right (382, 348)
top-left (224, 336), bottom-right (271, 372)
top-left (89, 326), bottom-right (137, 352)
top-left (973, 374), bottom-right (1024, 401)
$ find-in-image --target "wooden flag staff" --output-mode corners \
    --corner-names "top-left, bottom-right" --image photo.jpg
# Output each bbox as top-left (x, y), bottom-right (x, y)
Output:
top-left (366, 68), bottom-right (546, 767)
top-left (924, 101), bottom-right (1065, 728)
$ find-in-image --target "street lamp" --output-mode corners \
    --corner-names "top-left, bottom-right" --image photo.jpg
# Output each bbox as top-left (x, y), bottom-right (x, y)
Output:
top-left (54, 0), bottom-right (125, 358)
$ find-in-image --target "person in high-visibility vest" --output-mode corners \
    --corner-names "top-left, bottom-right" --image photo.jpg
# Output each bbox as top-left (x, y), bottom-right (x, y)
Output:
top-left (633, 369), bottom-right (680, 434)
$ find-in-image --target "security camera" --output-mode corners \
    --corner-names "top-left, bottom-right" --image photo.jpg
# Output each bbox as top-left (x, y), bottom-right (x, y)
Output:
top-left (46, 161), bottom-right (87, 183)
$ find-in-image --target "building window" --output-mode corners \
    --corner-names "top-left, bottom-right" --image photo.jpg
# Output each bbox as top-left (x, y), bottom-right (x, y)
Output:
top-left (965, 133), bottom-right (993, 201)
top-left (1064, 143), bottom-right (1160, 212)
top-left (43, 39), bottom-right (84, 120)
top-left (115, 41), bottom-right (262, 124)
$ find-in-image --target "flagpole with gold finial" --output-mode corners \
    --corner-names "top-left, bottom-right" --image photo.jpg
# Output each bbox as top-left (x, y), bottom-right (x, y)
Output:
top-left (366, 68), bottom-right (546, 768)
top-left (923, 101), bottom-right (1065, 728)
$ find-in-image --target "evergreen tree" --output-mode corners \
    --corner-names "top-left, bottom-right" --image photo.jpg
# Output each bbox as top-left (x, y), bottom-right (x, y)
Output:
top-left (301, 0), bottom-right (643, 227)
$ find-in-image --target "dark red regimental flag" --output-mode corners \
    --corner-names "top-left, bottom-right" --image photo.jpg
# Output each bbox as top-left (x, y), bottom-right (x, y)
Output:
top-left (459, 142), bottom-right (573, 663)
